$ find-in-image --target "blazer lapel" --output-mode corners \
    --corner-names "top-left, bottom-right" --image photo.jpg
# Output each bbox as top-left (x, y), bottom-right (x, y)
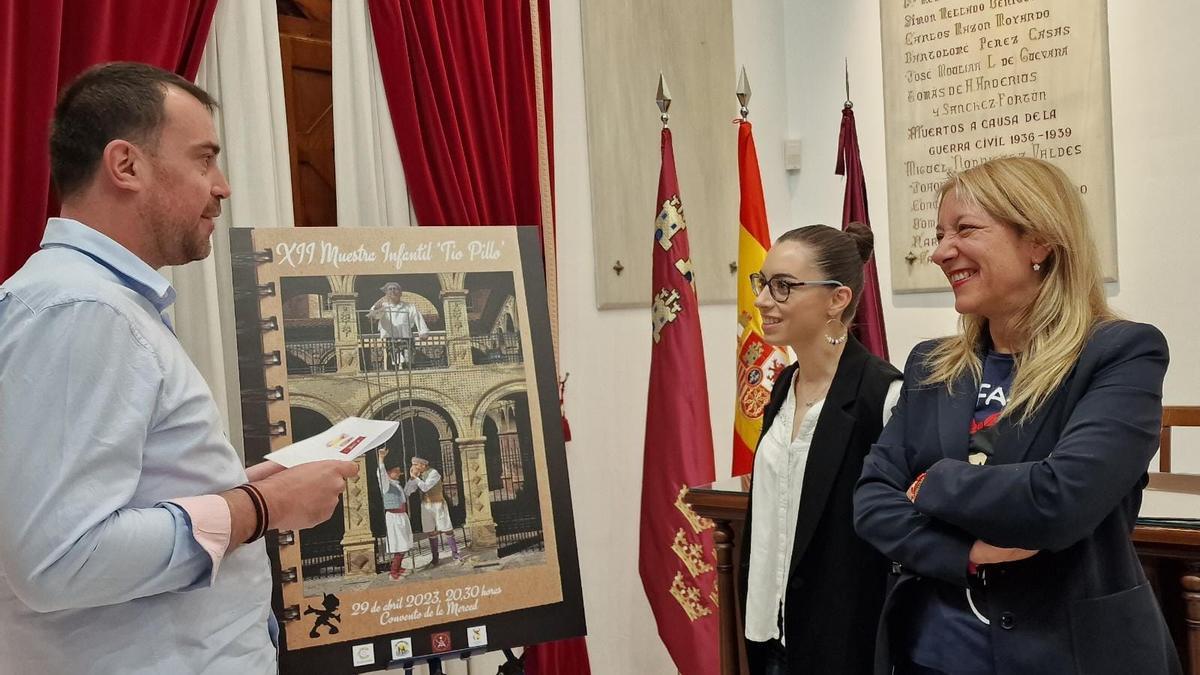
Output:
top-left (990, 374), bottom-right (1067, 465)
top-left (938, 369), bottom-right (976, 463)
top-left (788, 339), bottom-right (868, 577)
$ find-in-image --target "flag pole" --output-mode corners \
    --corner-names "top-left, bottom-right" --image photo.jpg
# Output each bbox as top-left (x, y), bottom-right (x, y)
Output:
top-left (836, 59), bottom-right (890, 359)
top-left (640, 71), bottom-right (721, 675)
top-left (731, 66), bottom-right (790, 477)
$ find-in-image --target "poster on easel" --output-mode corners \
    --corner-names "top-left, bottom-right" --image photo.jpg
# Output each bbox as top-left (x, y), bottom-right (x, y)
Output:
top-left (230, 226), bottom-right (585, 673)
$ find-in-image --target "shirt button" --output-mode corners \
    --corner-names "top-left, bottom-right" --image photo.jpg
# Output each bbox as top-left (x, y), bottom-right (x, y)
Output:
top-left (999, 612), bottom-right (1015, 630)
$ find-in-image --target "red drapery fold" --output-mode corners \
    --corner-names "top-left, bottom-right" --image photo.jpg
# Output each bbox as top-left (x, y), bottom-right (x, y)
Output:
top-left (367, 0), bottom-right (553, 239)
top-left (836, 106), bottom-right (889, 360)
top-left (0, 0), bottom-right (217, 281)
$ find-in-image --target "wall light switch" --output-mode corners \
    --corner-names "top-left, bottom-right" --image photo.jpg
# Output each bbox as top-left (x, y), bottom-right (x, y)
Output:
top-left (784, 139), bottom-right (802, 172)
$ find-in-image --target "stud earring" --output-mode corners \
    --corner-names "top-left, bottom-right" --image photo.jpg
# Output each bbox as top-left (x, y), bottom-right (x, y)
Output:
top-left (1032, 262), bottom-right (1041, 272)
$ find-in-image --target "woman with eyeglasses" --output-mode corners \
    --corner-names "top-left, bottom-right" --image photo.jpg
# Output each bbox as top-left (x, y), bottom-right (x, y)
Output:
top-left (739, 223), bottom-right (902, 675)
top-left (854, 157), bottom-right (1179, 675)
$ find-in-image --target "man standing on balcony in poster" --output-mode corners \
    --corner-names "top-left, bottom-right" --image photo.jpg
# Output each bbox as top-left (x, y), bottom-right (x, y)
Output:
top-left (367, 282), bottom-right (428, 369)
top-left (377, 448), bottom-right (418, 579)
top-left (410, 457), bottom-right (463, 564)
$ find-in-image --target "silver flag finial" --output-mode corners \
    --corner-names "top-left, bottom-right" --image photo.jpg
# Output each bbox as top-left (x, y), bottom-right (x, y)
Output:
top-left (736, 66), bottom-right (751, 119)
top-left (656, 73), bottom-right (672, 127)
top-left (844, 58), bottom-right (853, 109)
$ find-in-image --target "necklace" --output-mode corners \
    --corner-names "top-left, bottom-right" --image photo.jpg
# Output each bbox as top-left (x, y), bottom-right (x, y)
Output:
top-left (795, 377), bottom-right (831, 407)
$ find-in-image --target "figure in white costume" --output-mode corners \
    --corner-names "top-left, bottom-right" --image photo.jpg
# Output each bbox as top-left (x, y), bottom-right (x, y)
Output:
top-left (408, 457), bottom-right (462, 564)
top-left (366, 282), bottom-right (429, 369)
top-left (376, 448), bottom-right (418, 579)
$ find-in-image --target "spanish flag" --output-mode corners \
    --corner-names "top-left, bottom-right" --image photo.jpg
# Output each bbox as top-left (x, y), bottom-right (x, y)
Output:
top-left (732, 121), bottom-right (789, 476)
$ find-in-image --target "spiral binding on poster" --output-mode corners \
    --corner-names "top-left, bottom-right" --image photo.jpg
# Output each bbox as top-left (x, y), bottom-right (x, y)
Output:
top-left (239, 351), bottom-right (281, 369)
top-left (244, 421), bottom-right (287, 437)
top-left (277, 531), bottom-right (296, 546)
top-left (234, 316), bottom-right (278, 335)
top-left (242, 385), bottom-right (284, 402)
top-left (231, 248), bottom-right (273, 265)
top-left (281, 567), bottom-right (298, 584)
top-left (280, 605), bottom-right (301, 622)
top-left (232, 282), bottom-right (276, 298)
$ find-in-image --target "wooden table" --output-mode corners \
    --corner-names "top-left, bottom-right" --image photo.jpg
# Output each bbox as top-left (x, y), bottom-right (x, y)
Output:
top-left (685, 473), bottom-right (1200, 675)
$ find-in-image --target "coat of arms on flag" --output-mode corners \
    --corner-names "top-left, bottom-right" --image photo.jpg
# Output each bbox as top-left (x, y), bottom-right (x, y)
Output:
top-left (736, 332), bottom-right (788, 421)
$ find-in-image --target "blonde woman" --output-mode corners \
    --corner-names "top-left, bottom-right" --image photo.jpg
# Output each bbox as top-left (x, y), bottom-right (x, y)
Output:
top-left (854, 157), bottom-right (1179, 675)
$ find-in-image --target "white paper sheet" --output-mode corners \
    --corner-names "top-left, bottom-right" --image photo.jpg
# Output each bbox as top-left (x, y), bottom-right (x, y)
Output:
top-left (265, 417), bottom-right (400, 468)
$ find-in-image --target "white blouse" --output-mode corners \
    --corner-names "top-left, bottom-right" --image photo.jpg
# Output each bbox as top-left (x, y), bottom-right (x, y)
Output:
top-left (744, 377), bottom-right (902, 644)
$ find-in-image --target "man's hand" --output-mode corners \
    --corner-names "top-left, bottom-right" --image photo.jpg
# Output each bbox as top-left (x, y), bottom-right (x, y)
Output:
top-left (969, 540), bottom-right (1038, 565)
top-left (378, 447), bottom-right (388, 459)
top-left (255, 460), bottom-right (360, 532)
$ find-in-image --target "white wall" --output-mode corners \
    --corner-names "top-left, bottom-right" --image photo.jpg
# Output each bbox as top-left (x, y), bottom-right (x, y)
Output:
top-left (553, 0), bottom-right (1200, 671)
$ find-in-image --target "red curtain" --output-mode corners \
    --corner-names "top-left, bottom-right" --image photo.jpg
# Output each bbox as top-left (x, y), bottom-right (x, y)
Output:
top-left (367, 0), bottom-right (553, 240)
top-left (0, 0), bottom-right (217, 281)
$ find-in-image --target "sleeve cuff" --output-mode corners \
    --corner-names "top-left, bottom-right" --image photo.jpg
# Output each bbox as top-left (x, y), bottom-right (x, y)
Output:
top-left (165, 494), bottom-right (231, 583)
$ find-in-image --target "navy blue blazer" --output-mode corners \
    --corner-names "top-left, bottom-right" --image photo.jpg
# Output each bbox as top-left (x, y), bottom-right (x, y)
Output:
top-left (854, 320), bottom-right (1181, 675)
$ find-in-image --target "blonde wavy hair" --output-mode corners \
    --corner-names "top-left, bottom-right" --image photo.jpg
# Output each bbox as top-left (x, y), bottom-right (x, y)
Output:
top-left (923, 157), bottom-right (1114, 422)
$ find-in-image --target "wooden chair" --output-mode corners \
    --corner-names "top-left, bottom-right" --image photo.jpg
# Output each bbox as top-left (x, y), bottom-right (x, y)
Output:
top-left (1159, 406), bottom-right (1200, 473)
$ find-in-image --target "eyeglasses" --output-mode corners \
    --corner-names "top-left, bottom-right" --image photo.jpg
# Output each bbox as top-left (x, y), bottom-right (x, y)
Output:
top-left (749, 272), bottom-right (842, 303)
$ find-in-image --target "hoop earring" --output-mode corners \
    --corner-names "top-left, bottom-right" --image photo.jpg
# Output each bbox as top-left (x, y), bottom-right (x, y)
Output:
top-left (1032, 262), bottom-right (1041, 272)
top-left (824, 318), bottom-right (848, 346)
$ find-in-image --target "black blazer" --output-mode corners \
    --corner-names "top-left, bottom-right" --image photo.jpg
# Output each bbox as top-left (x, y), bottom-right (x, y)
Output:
top-left (739, 336), bottom-right (901, 674)
top-left (854, 320), bottom-right (1181, 675)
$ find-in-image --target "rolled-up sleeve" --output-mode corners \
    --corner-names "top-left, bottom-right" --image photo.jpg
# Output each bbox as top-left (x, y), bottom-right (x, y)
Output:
top-left (0, 300), bottom-right (213, 612)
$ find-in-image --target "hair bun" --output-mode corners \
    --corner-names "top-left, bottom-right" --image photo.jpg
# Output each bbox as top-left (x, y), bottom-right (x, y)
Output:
top-left (844, 221), bottom-right (875, 263)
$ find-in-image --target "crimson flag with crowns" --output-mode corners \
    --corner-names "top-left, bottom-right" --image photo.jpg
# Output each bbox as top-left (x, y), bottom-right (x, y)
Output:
top-left (638, 125), bottom-right (719, 675)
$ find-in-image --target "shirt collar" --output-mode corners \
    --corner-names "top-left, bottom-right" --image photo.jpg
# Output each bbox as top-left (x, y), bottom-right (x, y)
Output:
top-left (40, 218), bottom-right (176, 312)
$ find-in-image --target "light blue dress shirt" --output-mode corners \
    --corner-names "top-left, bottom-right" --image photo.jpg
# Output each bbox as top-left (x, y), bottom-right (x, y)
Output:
top-left (0, 218), bottom-right (275, 674)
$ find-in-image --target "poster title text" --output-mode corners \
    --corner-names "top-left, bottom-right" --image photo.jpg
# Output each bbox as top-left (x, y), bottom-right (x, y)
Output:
top-left (274, 239), bottom-right (505, 270)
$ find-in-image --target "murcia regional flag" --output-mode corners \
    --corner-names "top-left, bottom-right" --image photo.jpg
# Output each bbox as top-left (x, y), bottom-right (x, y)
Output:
top-left (732, 121), bottom-right (789, 476)
top-left (638, 127), bottom-right (719, 675)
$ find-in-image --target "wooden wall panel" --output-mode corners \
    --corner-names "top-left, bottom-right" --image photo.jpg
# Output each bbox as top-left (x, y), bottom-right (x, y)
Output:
top-left (581, 0), bottom-right (739, 308)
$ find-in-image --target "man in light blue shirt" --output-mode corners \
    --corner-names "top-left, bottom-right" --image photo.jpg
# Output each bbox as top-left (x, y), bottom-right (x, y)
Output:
top-left (0, 62), bottom-right (357, 674)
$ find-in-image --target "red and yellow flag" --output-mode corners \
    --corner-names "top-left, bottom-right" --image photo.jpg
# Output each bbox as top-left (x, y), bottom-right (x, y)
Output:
top-left (639, 127), bottom-right (719, 675)
top-left (732, 121), bottom-right (789, 476)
